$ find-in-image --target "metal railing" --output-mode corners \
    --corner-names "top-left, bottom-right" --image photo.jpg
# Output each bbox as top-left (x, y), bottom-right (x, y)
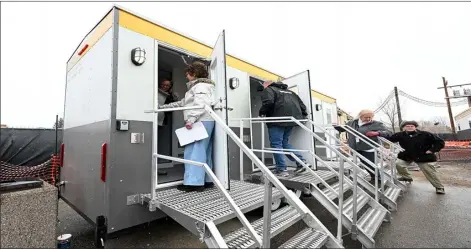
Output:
top-left (145, 106), bottom-right (343, 248)
top-left (335, 124), bottom-right (402, 186)
top-left (251, 148), bottom-right (345, 244)
top-left (230, 116), bottom-right (380, 242)
top-left (317, 124), bottom-right (386, 200)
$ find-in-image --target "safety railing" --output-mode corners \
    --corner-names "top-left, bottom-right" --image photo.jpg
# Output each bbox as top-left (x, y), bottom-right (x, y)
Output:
top-left (251, 148), bottom-right (345, 244)
top-left (336, 124), bottom-right (401, 186)
top-left (318, 124), bottom-right (386, 200)
top-left (145, 106), bottom-right (342, 248)
top-left (230, 116), bottom-right (375, 242)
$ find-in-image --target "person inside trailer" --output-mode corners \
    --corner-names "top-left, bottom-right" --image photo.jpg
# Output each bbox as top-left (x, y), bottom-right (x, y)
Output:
top-left (159, 61), bottom-right (216, 192)
top-left (346, 109), bottom-right (392, 184)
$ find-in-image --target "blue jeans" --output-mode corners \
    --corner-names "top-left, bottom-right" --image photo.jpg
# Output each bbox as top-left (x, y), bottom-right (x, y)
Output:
top-left (267, 125), bottom-right (306, 171)
top-left (183, 121), bottom-right (215, 186)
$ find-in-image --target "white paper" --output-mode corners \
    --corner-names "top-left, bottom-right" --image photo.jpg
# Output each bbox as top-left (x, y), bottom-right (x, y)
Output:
top-left (175, 122), bottom-right (209, 146)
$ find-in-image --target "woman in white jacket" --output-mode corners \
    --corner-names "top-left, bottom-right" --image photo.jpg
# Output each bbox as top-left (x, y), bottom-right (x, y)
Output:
top-left (160, 61), bottom-right (216, 192)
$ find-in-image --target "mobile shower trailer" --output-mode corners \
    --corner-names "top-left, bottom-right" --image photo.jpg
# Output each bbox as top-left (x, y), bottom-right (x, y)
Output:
top-left (60, 5), bottom-right (322, 235)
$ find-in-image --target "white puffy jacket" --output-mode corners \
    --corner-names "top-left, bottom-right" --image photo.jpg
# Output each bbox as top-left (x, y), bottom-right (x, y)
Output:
top-left (159, 78), bottom-right (215, 123)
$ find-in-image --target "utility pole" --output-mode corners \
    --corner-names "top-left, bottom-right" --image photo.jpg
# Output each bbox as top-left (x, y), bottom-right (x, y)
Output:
top-left (440, 77), bottom-right (456, 134)
top-left (394, 86), bottom-right (403, 127)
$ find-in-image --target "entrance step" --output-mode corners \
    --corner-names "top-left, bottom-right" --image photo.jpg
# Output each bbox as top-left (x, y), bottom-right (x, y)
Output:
top-left (224, 205), bottom-right (303, 248)
top-left (279, 228), bottom-right (329, 249)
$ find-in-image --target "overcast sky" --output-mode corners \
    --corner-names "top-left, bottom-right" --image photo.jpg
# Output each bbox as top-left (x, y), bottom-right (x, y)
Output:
top-left (1, 2), bottom-right (471, 128)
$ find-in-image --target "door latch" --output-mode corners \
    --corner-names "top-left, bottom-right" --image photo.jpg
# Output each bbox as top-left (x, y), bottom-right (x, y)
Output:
top-left (224, 107), bottom-right (234, 111)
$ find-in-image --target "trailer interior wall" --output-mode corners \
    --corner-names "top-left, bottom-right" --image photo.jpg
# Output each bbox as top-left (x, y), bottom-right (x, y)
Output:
top-left (61, 26), bottom-right (114, 224)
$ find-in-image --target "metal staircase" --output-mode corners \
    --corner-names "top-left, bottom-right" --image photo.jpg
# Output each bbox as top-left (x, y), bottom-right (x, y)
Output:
top-left (236, 117), bottom-right (396, 248)
top-left (314, 122), bottom-right (406, 211)
top-left (128, 106), bottom-right (343, 249)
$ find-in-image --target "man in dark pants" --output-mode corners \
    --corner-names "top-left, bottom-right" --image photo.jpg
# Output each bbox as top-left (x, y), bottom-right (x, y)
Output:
top-left (346, 110), bottom-right (393, 183)
top-left (259, 80), bottom-right (311, 177)
top-left (386, 121), bottom-right (445, 194)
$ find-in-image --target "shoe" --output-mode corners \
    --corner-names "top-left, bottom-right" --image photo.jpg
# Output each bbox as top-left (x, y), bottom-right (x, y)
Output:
top-left (177, 185), bottom-right (204, 192)
top-left (275, 170), bottom-right (290, 178)
top-left (436, 188), bottom-right (445, 194)
top-left (295, 161), bottom-right (312, 173)
top-left (398, 177), bottom-right (413, 182)
top-left (204, 182), bottom-right (214, 188)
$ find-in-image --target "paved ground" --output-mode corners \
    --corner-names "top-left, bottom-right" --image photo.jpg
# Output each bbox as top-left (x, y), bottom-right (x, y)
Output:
top-left (57, 162), bottom-right (471, 248)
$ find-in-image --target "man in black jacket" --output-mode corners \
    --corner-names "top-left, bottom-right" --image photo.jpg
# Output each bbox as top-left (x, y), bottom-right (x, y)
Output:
top-left (259, 81), bottom-right (311, 177)
top-left (387, 121), bottom-right (445, 194)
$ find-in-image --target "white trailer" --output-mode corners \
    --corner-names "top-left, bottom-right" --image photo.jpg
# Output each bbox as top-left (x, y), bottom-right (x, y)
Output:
top-left (61, 5), bottom-right (403, 248)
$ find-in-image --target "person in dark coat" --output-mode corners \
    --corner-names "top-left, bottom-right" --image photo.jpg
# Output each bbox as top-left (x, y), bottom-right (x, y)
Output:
top-left (386, 120), bottom-right (445, 194)
top-left (346, 110), bottom-right (393, 183)
top-left (259, 80), bottom-right (311, 177)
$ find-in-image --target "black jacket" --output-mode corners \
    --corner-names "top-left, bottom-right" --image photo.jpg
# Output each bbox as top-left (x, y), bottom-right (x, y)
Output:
top-left (259, 82), bottom-right (307, 127)
top-left (345, 119), bottom-right (393, 151)
top-left (386, 130), bottom-right (445, 163)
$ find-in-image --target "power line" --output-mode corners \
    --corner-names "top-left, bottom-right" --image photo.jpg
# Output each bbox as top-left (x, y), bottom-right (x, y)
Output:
top-left (373, 89), bottom-right (468, 113)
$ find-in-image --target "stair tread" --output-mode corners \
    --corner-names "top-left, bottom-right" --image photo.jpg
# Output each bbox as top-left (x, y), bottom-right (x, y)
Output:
top-left (384, 186), bottom-right (401, 202)
top-left (322, 181), bottom-right (352, 200)
top-left (278, 228), bottom-right (328, 249)
top-left (224, 205), bottom-right (302, 249)
top-left (343, 192), bottom-right (370, 218)
top-left (357, 207), bottom-right (388, 238)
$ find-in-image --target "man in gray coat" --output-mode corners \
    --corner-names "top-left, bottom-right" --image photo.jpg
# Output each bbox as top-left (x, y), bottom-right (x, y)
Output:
top-left (346, 110), bottom-right (393, 182)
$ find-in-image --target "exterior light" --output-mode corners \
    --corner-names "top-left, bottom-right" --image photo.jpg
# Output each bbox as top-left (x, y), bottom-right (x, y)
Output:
top-left (131, 47), bottom-right (146, 66)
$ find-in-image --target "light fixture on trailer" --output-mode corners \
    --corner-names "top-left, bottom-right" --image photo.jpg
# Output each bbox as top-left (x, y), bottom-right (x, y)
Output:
top-left (131, 47), bottom-right (146, 66)
top-left (229, 77), bottom-right (240, 89)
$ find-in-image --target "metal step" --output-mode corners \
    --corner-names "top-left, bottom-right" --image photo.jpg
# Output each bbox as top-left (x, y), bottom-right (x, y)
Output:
top-left (148, 180), bottom-right (283, 224)
top-left (224, 205), bottom-right (303, 249)
top-left (343, 192), bottom-right (370, 218)
top-left (357, 207), bottom-right (388, 238)
top-left (383, 185), bottom-right (401, 203)
top-left (321, 181), bottom-right (352, 200)
top-left (278, 228), bottom-right (328, 248)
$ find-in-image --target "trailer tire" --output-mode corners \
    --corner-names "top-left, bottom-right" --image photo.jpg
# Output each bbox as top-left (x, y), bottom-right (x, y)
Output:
top-left (271, 198), bottom-right (282, 211)
top-left (281, 189), bottom-right (302, 204)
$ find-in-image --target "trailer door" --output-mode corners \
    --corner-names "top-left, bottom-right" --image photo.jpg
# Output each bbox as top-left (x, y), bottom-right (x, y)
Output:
top-left (282, 70), bottom-right (316, 167)
top-left (210, 30), bottom-right (229, 189)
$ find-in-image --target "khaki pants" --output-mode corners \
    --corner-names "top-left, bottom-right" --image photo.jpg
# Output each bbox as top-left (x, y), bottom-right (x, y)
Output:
top-left (395, 159), bottom-right (444, 189)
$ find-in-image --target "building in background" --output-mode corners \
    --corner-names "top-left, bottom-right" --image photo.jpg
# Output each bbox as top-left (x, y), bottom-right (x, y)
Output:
top-left (455, 107), bottom-right (471, 131)
top-left (1, 124), bottom-right (8, 128)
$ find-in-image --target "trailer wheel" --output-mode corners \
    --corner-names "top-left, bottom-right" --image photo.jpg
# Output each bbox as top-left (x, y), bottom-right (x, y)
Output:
top-left (271, 197), bottom-right (282, 211)
top-left (281, 190), bottom-right (302, 203)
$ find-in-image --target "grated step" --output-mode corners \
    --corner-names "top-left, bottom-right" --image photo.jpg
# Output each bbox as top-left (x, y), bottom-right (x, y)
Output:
top-left (224, 205), bottom-right (302, 249)
top-left (322, 181), bottom-right (352, 200)
top-left (343, 192), bottom-right (370, 218)
top-left (278, 228), bottom-right (328, 248)
top-left (384, 186), bottom-right (401, 203)
top-left (357, 207), bottom-right (388, 238)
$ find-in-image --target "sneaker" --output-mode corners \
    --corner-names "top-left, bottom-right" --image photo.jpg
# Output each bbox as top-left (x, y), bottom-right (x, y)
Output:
top-left (276, 170), bottom-right (290, 178)
top-left (436, 188), bottom-right (445, 194)
top-left (204, 182), bottom-right (214, 188)
top-left (295, 162), bottom-right (312, 173)
top-left (398, 177), bottom-right (413, 182)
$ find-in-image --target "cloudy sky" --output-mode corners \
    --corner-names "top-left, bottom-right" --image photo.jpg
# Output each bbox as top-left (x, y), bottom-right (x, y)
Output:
top-left (1, 2), bottom-right (471, 128)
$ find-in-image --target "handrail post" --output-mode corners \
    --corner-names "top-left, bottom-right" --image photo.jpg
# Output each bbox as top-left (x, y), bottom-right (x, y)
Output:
top-left (374, 150), bottom-right (379, 201)
top-left (351, 152), bottom-right (359, 240)
top-left (261, 123), bottom-right (265, 166)
top-left (337, 157), bottom-right (345, 245)
top-left (262, 175), bottom-right (272, 248)
top-left (240, 120), bottom-right (244, 181)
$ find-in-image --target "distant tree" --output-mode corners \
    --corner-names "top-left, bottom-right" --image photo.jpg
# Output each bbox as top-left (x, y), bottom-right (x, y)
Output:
top-left (53, 118), bottom-right (64, 129)
top-left (377, 97), bottom-right (406, 133)
top-left (418, 117), bottom-right (452, 133)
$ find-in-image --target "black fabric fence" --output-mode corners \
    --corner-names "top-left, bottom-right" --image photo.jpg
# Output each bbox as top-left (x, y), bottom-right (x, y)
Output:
top-left (0, 128), bottom-right (63, 166)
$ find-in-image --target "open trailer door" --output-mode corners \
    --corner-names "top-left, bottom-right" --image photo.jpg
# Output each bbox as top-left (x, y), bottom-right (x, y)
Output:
top-left (210, 30), bottom-right (229, 189)
top-left (282, 70), bottom-right (316, 167)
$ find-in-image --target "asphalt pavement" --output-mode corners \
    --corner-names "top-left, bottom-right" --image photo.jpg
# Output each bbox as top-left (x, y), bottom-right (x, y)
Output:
top-left (57, 179), bottom-right (471, 248)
